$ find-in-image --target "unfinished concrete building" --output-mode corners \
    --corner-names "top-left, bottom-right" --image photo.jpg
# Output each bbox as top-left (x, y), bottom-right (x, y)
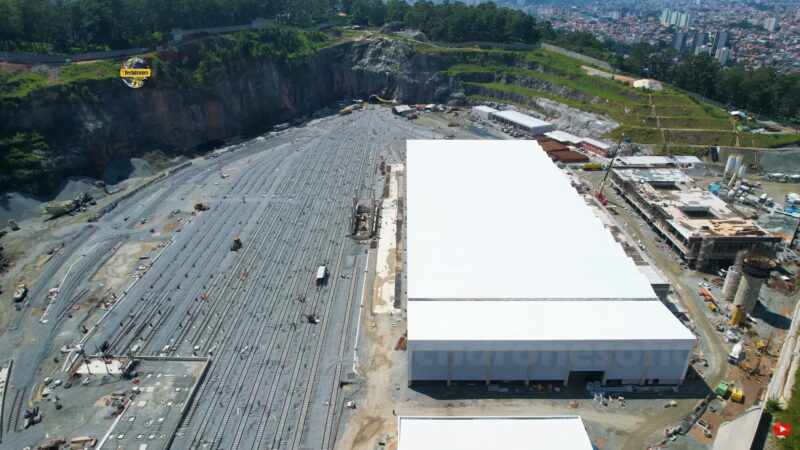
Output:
top-left (611, 168), bottom-right (780, 271)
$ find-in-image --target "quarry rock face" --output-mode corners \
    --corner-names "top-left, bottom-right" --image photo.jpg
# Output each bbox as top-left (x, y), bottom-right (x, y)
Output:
top-left (0, 38), bottom-right (458, 195)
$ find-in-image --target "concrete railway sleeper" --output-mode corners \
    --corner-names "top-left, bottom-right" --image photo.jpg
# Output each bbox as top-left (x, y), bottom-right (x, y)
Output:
top-left (186, 119), bottom-right (354, 449)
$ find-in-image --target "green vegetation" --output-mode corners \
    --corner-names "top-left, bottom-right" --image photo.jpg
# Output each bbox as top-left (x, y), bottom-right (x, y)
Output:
top-left (615, 45), bottom-right (800, 123)
top-left (775, 378), bottom-right (800, 450)
top-left (445, 46), bottom-right (800, 148)
top-left (0, 0), bottom-right (546, 54)
top-left (58, 60), bottom-right (119, 84)
top-left (0, 69), bottom-right (48, 98)
top-left (0, 60), bottom-right (121, 100)
top-left (638, 116), bottom-right (732, 130)
top-left (365, 0), bottom-right (543, 44)
top-left (0, 0), bottom-right (338, 53)
top-left (766, 399), bottom-right (782, 415)
top-left (153, 27), bottom-right (329, 87)
top-left (0, 26), bottom-right (329, 98)
top-left (0, 132), bottom-right (47, 172)
top-left (744, 133), bottom-right (800, 148)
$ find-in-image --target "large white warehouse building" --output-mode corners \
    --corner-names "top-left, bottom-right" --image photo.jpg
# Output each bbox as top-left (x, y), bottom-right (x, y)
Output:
top-left (397, 416), bottom-right (594, 450)
top-left (406, 140), bottom-right (696, 386)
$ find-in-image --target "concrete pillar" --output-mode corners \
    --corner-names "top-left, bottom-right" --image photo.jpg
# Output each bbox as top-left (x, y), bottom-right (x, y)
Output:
top-left (722, 266), bottom-right (742, 302)
top-left (735, 273), bottom-right (765, 314)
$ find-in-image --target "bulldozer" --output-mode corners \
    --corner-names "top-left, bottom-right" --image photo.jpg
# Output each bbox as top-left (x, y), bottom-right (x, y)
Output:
top-left (230, 237), bottom-right (242, 251)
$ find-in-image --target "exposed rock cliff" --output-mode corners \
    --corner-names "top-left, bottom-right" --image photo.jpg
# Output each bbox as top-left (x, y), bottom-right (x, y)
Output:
top-left (0, 37), bottom-right (460, 195)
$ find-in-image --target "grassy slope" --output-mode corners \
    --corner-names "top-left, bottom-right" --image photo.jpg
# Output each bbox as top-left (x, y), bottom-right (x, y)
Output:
top-left (433, 45), bottom-right (800, 149)
top-left (0, 27), bottom-right (330, 100)
top-left (0, 60), bottom-right (120, 99)
top-left (775, 378), bottom-right (800, 450)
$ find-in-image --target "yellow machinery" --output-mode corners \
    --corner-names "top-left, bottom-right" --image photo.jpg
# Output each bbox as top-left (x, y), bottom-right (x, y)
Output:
top-left (730, 305), bottom-right (744, 326)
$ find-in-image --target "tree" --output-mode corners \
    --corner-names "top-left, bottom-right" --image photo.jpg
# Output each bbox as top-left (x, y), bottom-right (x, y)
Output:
top-left (366, 0), bottom-right (386, 27)
top-left (386, 0), bottom-right (408, 23)
top-left (0, 0), bottom-right (23, 41)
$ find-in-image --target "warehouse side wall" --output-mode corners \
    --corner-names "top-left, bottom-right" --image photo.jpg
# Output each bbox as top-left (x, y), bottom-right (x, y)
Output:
top-left (408, 346), bottom-right (693, 386)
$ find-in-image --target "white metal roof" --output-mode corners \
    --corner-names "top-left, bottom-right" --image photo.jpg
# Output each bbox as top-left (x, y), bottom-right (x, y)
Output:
top-left (615, 155), bottom-right (704, 167)
top-left (472, 105), bottom-right (498, 114)
top-left (581, 137), bottom-right (611, 150)
top-left (490, 110), bottom-right (552, 130)
top-left (408, 300), bottom-right (696, 344)
top-left (397, 416), bottom-right (593, 450)
top-left (406, 139), bottom-right (657, 300)
top-left (672, 155), bottom-right (703, 164)
top-left (544, 130), bottom-right (583, 144)
top-left (616, 156), bottom-right (674, 166)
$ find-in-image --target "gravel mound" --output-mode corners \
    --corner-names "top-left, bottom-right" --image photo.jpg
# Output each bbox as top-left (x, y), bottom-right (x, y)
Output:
top-left (103, 158), bottom-right (154, 186)
top-left (0, 192), bottom-right (43, 224)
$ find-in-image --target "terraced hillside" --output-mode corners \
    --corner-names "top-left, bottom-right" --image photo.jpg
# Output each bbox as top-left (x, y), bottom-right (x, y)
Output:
top-left (429, 43), bottom-right (800, 151)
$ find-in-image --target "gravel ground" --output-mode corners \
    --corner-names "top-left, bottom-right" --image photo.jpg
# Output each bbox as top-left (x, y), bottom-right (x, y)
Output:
top-left (0, 107), bottom-right (443, 450)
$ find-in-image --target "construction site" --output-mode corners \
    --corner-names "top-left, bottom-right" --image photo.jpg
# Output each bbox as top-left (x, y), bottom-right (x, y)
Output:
top-left (610, 165), bottom-right (781, 271)
top-left (1, 99), bottom-right (800, 450)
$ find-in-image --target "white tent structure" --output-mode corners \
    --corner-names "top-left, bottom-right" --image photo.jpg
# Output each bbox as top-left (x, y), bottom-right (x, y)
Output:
top-left (406, 140), bottom-right (695, 385)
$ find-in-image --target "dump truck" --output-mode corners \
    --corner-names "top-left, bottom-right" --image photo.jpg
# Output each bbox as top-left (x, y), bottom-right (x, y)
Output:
top-left (315, 265), bottom-right (329, 286)
top-left (231, 237), bottom-right (242, 251)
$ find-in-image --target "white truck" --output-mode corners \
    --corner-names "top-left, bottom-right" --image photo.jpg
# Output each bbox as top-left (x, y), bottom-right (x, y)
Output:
top-left (728, 342), bottom-right (744, 365)
top-left (315, 265), bottom-right (329, 286)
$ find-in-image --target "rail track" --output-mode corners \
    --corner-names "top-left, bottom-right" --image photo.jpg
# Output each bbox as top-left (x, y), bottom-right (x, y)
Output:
top-left (0, 109), bottom-right (436, 450)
